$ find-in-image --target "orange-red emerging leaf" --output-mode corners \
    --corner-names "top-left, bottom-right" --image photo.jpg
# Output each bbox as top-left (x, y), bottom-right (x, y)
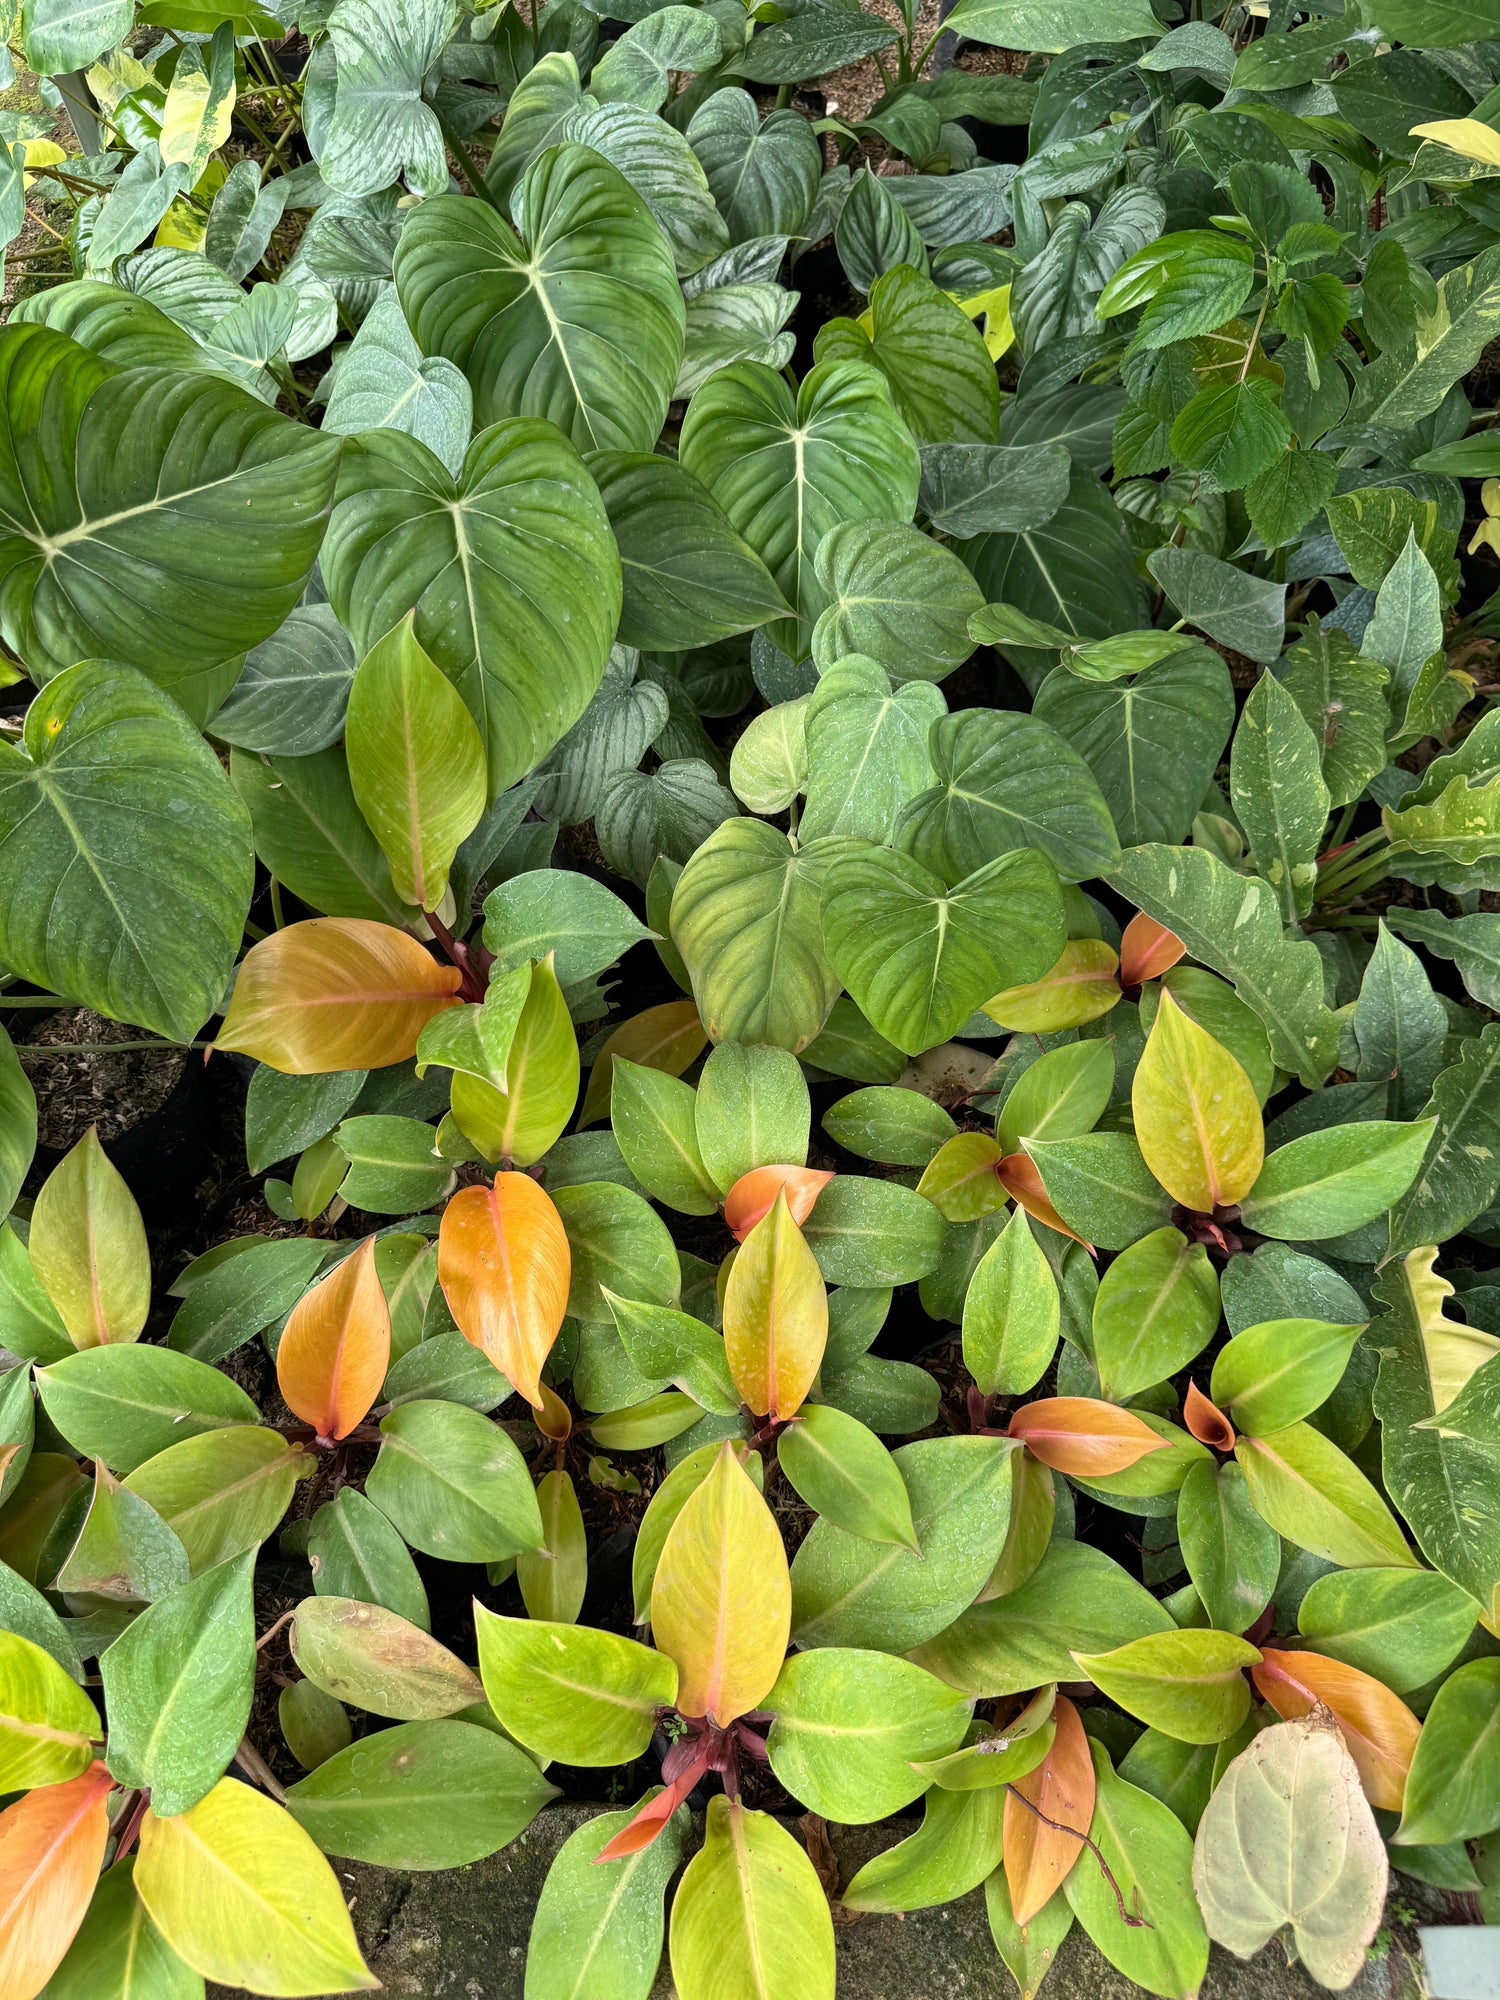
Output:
top-left (996, 1154), bottom-right (1092, 1251)
top-left (1183, 1380), bottom-right (1235, 1451)
top-left (723, 1165), bottom-right (834, 1243)
top-left (276, 1238), bottom-right (390, 1442)
top-left (1253, 1649), bottom-right (1421, 1812)
top-left (438, 1175), bottom-right (570, 1410)
top-left (215, 919), bottom-right (461, 1074)
top-left (1008, 1397), bottom-right (1171, 1478)
top-left (1004, 1695), bottom-right (1094, 1926)
top-left (0, 1761), bottom-right (114, 2000)
top-left (594, 1754), bottom-right (709, 1864)
top-left (1119, 914), bottom-right (1186, 988)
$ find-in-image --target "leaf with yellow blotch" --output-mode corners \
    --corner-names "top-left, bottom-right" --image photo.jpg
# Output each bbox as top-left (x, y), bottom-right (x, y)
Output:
top-left (215, 918), bottom-right (461, 1073)
top-left (723, 1190), bottom-right (827, 1421)
top-left (1252, 1647), bottom-right (1421, 1812)
top-left (983, 939), bottom-right (1121, 1032)
top-left (1411, 117), bottom-right (1500, 165)
top-left (1004, 1695), bottom-right (1094, 1925)
top-left (723, 1164), bottom-right (834, 1242)
top-left (275, 1238), bottom-right (390, 1442)
top-left (579, 999), bottom-right (707, 1128)
top-left (345, 613), bottom-right (488, 912)
top-left (1132, 990), bottom-right (1263, 1212)
top-left (448, 954), bottom-right (579, 1167)
top-left (1008, 1398), bottom-right (1172, 1477)
top-left (651, 1440), bottom-right (789, 1725)
top-left (0, 1761), bottom-right (114, 2000)
top-left (29, 1129), bottom-right (150, 1350)
top-left (438, 1173), bottom-right (570, 1409)
top-left (1118, 913), bottom-right (1185, 988)
top-left (135, 1777), bottom-right (377, 1996)
top-left (1393, 1245), bottom-right (1500, 1415)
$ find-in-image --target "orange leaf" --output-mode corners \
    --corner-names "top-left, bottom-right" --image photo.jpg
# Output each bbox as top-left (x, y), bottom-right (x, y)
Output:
top-left (438, 1175), bottom-right (570, 1410)
top-left (1003, 1695), bottom-right (1094, 1926)
top-left (1118, 914), bottom-right (1185, 988)
top-left (215, 919), bottom-right (461, 1074)
top-left (723, 1165), bottom-right (834, 1244)
top-left (996, 1154), bottom-right (1092, 1250)
top-left (1183, 1379), bottom-right (1235, 1451)
top-left (651, 1440), bottom-right (789, 1725)
top-left (275, 1238), bottom-right (390, 1442)
top-left (722, 1190), bottom-right (828, 1421)
top-left (579, 1000), bottom-right (706, 1128)
top-left (1008, 1397), bottom-right (1172, 1477)
top-left (1252, 1649), bottom-right (1420, 1811)
top-left (594, 1754), bottom-right (709, 1864)
top-left (0, 1762), bottom-right (113, 2000)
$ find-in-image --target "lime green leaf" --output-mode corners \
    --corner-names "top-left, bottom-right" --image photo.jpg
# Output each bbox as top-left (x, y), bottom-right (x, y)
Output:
top-left (765, 1648), bottom-right (972, 1821)
top-left (135, 1777), bottom-right (377, 1995)
top-left (962, 1206), bottom-right (1061, 1397)
top-left (1298, 1567), bottom-right (1476, 1693)
top-left (777, 1403), bottom-right (919, 1551)
top-left (1396, 1659), bottom-right (1500, 1848)
top-left (1073, 1629), bottom-right (1258, 1744)
top-left (367, 1399), bottom-right (544, 1562)
top-left (0, 1628), bottom-right (99, 1790)
top-left (1235, 1422), bottom-right (1418, 1570)
top-left (1210, 1317), bottom-right (1367, 1435)
top-left (1092, 1227), bottom-right (1219, 1402)
top-left (526, 1793), bottom-right (687, 2000)
top-left (669, 1796), bottom-right (834, 2000)
top-left (474, 1606), bottom-right (677, 1764)
top-left (1067, 1741), bottom-right (1209, 1999)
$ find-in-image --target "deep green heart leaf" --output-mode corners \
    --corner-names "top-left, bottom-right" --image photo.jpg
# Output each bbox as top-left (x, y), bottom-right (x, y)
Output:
top-left (394, 145), bottom-right (684, 450)
top-left (821, 845), bottom-right (1066, 1055)
top-left (322, 423), bottom-right (619, 797)
top-left (0, 323), bottom-right (340, 699)
top-left (589, 450), bottom-right (792, 651)
top-left (0, 662), bottom-right (252, 1041)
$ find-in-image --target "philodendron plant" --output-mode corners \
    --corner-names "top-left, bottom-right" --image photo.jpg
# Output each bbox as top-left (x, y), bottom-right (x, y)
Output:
top-left (5, 0), bottom-right (1500, 1992)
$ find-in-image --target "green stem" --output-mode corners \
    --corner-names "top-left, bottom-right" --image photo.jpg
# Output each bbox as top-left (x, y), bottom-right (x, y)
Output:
top-left (438, 114), bottom-right (501, 209)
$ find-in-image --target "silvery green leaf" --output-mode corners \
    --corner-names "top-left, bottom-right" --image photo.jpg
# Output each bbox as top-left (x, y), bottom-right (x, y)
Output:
top-left (534, 648), bottom-right (670, 826)
top-left (591, 4), bottom-right (722, 111)
top-left (565, 100), bottom-right (729, 277)
top-left (85, 148), bottom-right (192, 277)
top-left (205, 281), bottom-right (299, 383)
top-left (21, 0), bottom-right (132, 75)
top-left (886, 165), bottom-right (1014, 248)
top-left (485, 52), bottom-right (590, 202)
top-left (595, 758), bottom-right (738, 888)
top-left (321, 0), bottom-right (457, 199)
top-left (835, 167), bottom-right (929, 293)
top-left (282, 275), bottom-right (340, 365)
top-left (322, 288), bottom-right (472, 474)
top-left (118, 244), bottom-right (246, 340)
top-left (1011, 185), bottom-right (1163, 351)
top-left (674, 282), bottom-right (798, 400)
top-left (211, 605), bottom-right (358, 759)
top-left (681, 235), bottom-right (789, 298)
top-left (205, 158), bottom-right (291, 283)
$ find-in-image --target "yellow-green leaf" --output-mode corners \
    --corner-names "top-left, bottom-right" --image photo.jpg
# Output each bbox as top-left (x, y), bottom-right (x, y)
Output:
top-left (345, 613), bottom-right (488, 912)
top-left (723, 1190), bottom-right (827, 1422)
top-left (651, 1440), bottom-right (789, 1725)
top-left (1132, 990), bottom-right (1263, 1211)
top-left (449, 953), bottom-right (580, 1167)
top-left (30, 1129), bottom-right (150, 1349)
top-left (135, 1777), bottom-right (377, 1996)
top-left (669, 1795), bottom-right (835, 2000)
top-left (0, 1629), bottom-right (100, 1790)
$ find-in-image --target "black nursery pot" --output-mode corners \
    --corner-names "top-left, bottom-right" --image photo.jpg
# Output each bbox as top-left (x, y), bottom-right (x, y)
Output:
top-left (21, 1042), bottom-right (215, 1223)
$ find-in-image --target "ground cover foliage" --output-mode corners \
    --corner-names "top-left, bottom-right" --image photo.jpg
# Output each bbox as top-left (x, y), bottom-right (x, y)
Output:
top-left (1, 0), bottom-right (1500, 1993)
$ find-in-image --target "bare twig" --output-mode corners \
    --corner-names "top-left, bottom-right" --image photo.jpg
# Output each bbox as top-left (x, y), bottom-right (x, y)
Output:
top-left (1003, 1785), bottom-right (1151, 1929)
